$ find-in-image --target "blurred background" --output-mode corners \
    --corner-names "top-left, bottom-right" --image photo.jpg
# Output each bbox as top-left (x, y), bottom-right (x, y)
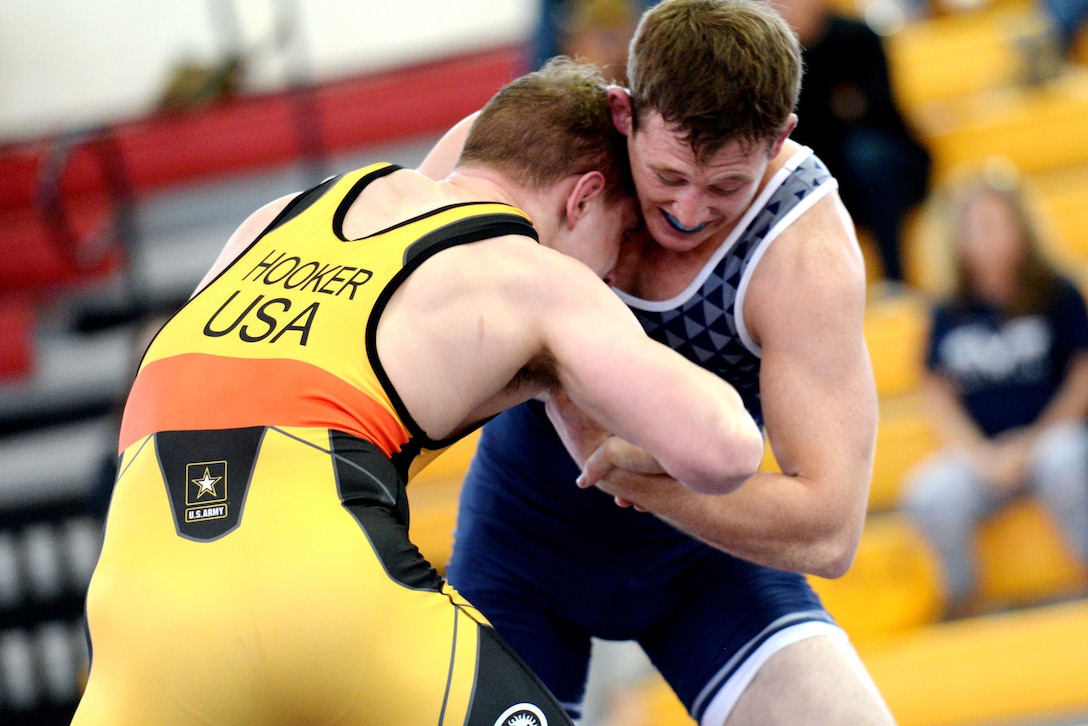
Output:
top-left (1, 0), bottom-right (1087, 724)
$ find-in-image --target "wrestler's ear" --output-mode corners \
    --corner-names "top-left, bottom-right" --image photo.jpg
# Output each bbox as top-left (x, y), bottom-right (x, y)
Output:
top-left (565, 171), bottom-right (607, 228)
top-left (770, 113), bottom-right (798, 159)
top-left (608, 87), bottom-right (634, 136)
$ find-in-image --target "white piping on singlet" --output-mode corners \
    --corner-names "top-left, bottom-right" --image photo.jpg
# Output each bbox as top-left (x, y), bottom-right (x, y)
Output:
top-left (698, 620), bottom-right (847, 726)
top-left (733, 163), bottom-right (836, 358)
top-left (613, 145), bottom-right (837, 360)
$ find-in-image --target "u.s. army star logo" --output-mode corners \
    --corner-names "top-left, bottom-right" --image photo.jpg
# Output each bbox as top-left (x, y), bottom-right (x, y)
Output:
top-left (185, 460), bottom-right (228, 521)
top-left (158, 427), bottom-right (262, 541)
top-left (192, 467), bottom-right (221, 498)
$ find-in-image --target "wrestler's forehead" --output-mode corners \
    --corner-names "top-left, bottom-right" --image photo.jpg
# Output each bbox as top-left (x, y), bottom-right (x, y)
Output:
top-left (634, 122), bottom-right (762, 186)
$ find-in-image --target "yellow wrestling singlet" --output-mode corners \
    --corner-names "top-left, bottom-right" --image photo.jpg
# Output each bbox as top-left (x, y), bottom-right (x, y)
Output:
top-left (72, 164), bottom-right (571, 726)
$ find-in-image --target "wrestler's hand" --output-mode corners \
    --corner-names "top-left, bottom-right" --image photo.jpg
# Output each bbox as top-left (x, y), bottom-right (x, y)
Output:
top-left (545, 391), bottom-right (610, 467)
top-left (577, 436), bottom-right (667, 509)
top-left (578, 437), bottom-right (667, 510)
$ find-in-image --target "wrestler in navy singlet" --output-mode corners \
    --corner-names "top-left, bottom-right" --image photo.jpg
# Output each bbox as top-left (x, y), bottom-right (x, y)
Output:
top-left (447, 147), bottom-right (843, 723)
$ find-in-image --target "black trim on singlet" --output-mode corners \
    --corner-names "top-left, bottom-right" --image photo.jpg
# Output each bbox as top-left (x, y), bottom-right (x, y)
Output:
top-left (330, 161), bottom-right (535, 246)
top-left (331, 163), bottom-right (402, 241)
top-left (328, 430), bottom-right (406, 523)
top-left (155, 426), bottom-right (266, 542)
top-left (464, 626), bottom-right (576, 726)
top-left (390, 439), bottom-right (424, 486)
top-left (364, 200), bottom-right (531, 247)
top-left (328, 431), bottom-right (447, 592)
top-left (266, 173), bottom-right (342, 234)
top-left (401, 211), bottom-right (538, 264)
top-left (364, 213), bottom-right (540, 466)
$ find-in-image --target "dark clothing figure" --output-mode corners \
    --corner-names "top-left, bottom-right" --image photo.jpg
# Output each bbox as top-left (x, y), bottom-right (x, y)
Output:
top-left (790, 14), bottom-right (931, 283)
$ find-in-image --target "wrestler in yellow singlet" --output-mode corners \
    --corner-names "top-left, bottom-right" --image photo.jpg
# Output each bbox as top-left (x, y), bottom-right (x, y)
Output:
top-left (72, 164), bottom-right (568, 726)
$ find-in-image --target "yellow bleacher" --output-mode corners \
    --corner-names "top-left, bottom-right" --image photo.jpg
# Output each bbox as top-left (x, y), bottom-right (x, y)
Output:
top-left (864, 599), bottom-right (1088, 726)
top-left (885, 0), bottom-right (1036, 112)
top-left (918, 67), bottom-right (1088, 182)
top-left (641, 597), bottom-right (1088, 726)
top-left (852, 6), bottom-right (1088, 720)
top-left (812, 511), bottom-right (946, 640)
top-left (883, 0), bottom-right (1088, 187)
top-left (977, 497), bottom-right (1088, 606)
top-left (408, 429), bottom-right (480, 572)
top-left (764, 400), bottom-right (1085, 625)
top-left (864, 289), bottom-right (929, 398)
top-left (1029, 163), bottom-right (1088, 268)
top-left (871, 392), bottom-right (940, 510)
top-left (815, 504), bottom-right (1087, 635)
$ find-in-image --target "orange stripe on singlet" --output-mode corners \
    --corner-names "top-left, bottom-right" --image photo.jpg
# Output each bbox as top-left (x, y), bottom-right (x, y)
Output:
top-left (117, 353), bottom-right (409, 455)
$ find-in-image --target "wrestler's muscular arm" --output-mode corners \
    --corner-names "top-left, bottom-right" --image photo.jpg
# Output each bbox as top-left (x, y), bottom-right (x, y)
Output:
top-left (378, 237), bottom-right (764, 495)
top-left (585, 192), bottom-right (877, 578)
top-left (546, 262), bottom-right (765, 494)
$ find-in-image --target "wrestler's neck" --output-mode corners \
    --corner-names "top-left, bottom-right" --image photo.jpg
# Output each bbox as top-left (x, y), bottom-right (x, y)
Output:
top-left (445, 166), bottom-right (576, 246)
top-left (444, 166), bottom-right (564, 225)
top-left (443, 168), bottom-right (520, 208)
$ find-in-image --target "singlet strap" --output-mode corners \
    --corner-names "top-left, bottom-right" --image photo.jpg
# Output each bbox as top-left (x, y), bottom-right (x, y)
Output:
top-left (369, 211), bottom-right (538, 460)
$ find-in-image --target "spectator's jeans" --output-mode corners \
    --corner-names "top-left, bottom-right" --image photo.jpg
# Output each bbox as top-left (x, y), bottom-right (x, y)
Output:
top-left (901, 421), bottom-right (1088, 607)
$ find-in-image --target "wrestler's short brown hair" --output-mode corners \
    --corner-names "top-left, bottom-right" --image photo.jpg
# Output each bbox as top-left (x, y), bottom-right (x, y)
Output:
top-left (459, 57), bottom-right (634, 204)
top-left (627, 0), bottom-right (802, 160)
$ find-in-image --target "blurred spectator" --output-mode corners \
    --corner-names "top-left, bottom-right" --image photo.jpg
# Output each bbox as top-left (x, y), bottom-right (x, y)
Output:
top-left (563, 0), bottom-right (642, 83)
top-left (900, 166), bottom-right (1088, 619)
top-left (771, 0), bottom-right (932, 284)
top-left (533, 0), bottom-right (650, 79)
top-left (1042, 0), bottom-right (1088, 57)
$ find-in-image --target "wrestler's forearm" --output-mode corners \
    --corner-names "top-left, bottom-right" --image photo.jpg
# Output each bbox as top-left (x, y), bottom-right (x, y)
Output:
top-left (596, 468), bottom-right (864, 578)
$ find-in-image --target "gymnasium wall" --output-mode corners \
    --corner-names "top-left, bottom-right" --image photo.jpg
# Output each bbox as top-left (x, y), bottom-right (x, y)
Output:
top-left (0, 0), bottom-right (535, 142)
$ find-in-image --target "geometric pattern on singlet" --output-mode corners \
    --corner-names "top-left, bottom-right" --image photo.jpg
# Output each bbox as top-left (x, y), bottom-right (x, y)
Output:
top-left (629, 152), bottom-right (833, 428)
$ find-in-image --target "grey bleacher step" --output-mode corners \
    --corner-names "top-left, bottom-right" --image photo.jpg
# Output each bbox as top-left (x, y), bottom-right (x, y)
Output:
top-left (0, 324), bottom-right (135, 425)
top-left (0, 416), bottom-right (115, 509)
